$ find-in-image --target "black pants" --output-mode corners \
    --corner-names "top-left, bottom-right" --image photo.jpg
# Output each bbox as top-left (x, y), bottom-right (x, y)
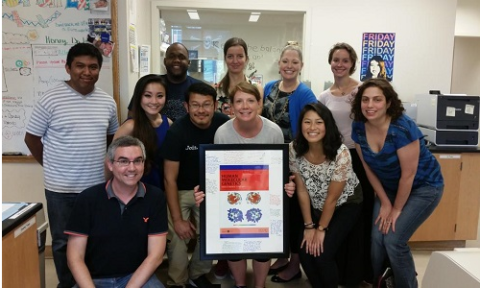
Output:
top-left (336, 149), bottom-right (375, 286)
top-left (299, 203), bottom-right (362, 288)
top-left (289, 191), bottom-right (303, 254)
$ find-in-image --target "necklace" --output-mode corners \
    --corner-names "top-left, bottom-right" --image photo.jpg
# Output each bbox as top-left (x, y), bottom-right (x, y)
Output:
top-left (335, 83), bottom-right (347, 96)
top-left (268, 81), bottom-right (292, 123)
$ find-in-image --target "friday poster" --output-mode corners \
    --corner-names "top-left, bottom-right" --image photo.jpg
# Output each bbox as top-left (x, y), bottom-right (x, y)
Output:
top-left (204, 149), bottom-right (285, 256)
top-left (360, 32), bottom-right (396, 82)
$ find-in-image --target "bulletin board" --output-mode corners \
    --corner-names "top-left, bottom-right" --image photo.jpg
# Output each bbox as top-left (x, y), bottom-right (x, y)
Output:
top-left (2, 0), bottom-right (119, 162)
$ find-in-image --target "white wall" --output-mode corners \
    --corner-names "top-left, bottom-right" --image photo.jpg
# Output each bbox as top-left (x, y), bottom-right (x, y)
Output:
top-left (309, 0), bottom-right (456, 102)
top-left (148, 0), bottom-right (457, 104)
top-left (117, 0), bottom-right (153, 123)
top-left (455, 0), bottom-right (480, 37)
top-left (452, 0), bottom-right (480, 96)
top-left (451, 37), bottom-right (480, 95)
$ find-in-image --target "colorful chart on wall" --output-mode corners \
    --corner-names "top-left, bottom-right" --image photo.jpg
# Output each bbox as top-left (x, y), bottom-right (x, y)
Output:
top-left (2, 0), bottom-right (116, 158)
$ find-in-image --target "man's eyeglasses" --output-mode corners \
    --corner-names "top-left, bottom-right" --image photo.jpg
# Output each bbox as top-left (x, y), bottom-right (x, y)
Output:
top-left (112, 158), bottom-right (144, 167)
top-left (189, 102), bottom-right (213, 110)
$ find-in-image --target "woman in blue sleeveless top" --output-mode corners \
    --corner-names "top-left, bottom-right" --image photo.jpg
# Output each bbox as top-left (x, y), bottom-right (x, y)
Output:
top-left (110, 74), bottom-right (171, 188)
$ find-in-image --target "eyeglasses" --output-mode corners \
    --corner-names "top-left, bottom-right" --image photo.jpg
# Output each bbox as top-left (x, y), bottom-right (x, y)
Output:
top-left (189, 102), bottom-right (213, 110)
top-left (112, 158), bottom-right (144, 167)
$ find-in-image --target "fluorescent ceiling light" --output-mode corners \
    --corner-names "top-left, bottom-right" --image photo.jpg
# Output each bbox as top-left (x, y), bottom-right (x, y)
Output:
top-left (187, 9), bottom-right (200, 20)
top-left (249, 12), bottom-right (261, 22)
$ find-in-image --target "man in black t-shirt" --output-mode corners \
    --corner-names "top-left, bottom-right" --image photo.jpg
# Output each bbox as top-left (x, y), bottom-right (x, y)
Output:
top-left (161, 83), bottom-right (229, 288)
top-left (128, 42), bottom-right (201, 121)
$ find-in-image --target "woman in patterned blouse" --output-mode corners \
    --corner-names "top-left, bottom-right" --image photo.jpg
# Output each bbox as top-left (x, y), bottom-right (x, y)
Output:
top-left (290, 102), bottom-right (363, 287)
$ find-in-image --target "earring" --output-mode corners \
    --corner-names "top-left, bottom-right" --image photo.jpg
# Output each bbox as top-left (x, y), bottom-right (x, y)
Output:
top-left (278, 71), bottom-right (281, 74)
top-left (299, 72), bottom-right (302, 75)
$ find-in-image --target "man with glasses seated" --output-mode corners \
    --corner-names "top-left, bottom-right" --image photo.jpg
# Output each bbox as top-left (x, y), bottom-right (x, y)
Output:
top-left (65, 136), bottom-right (168, 288)
top-left (160, 82), bottom-right (230, 288)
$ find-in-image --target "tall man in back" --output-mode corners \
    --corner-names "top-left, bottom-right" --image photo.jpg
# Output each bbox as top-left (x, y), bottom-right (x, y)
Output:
top-left (128, 42), bottom-right (200, 121)
top-left (25, 43), bottom-right (119, 288)
top-left (161, 82), bottom-right (230, 288)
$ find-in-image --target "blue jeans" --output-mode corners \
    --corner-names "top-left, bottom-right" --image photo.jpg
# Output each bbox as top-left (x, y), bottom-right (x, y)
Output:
top-left (371, 185), bottom-right (443, 288)
top-left (73, 274), bottom-right (164, 288)
top-left (45, 189), bottom-right (78, 288)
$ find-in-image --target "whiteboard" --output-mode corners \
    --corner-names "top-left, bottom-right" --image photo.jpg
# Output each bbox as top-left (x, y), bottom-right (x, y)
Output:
top-left (2, 0), bottom-right (115, 156)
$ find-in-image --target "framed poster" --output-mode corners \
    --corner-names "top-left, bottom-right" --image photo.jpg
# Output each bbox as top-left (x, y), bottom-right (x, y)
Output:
top-left (199, 144), bottom-right (289, 260)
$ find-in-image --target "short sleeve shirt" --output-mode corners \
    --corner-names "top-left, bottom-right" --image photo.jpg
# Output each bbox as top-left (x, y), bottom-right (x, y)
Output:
top-left (289, 143), bottom-right (361, 210)
top-left (160, 113), bottom-right (230, 190)
top-left (64, 182), bottom-right (167, 278)
top-left (26, 82), bottom-right (118, 193)
top-left (351, 114), bottom-right (443, 193)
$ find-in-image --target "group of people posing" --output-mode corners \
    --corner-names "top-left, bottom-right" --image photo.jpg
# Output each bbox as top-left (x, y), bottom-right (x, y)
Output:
top-left (25, 38), bottom-right (444, 288)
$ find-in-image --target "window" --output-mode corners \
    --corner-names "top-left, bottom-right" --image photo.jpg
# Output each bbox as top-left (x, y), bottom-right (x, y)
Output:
top-left (157, 8), bottom-right (304, 85)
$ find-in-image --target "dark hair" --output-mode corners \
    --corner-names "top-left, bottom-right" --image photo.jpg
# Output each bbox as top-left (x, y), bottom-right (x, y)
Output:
top-left (219, 37), bottom-right (249, 97)
top-left (230, 81), bottom-right (261, 103)
top-left (131, 74), bottom-right (167, 173)
top-left (366, 56), bottom-right (387, 79)
top-left (165, 42), bottom-right (189, 57)
top-left (107, 136), bottom-right (146, 162)
top-left (293, 103), bottom-right (343, 161)
top-left (185, 82), bottom-right (217, 103)
top-left (351, 78), bottom-right (404, 122)
top-left (327, 42), bottom-right (357, 75)
top-left (66, 43), bottom-right (103, 68)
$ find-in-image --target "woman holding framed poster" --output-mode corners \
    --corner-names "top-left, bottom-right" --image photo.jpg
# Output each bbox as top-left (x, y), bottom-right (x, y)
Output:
top-left (195, 81), bottom-right (295, 288)
top-left (290, 102), bottom-right (363, 287)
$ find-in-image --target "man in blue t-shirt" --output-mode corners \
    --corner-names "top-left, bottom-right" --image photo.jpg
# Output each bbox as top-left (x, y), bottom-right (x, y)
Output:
top-left (128, 42), bottom-right (201, 121)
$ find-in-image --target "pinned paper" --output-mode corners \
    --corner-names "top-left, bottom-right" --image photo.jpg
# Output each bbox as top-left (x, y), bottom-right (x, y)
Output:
top-left (446, 106), bottom-right (455, 117)
top-left (465, 104), bottom-right (475, 115)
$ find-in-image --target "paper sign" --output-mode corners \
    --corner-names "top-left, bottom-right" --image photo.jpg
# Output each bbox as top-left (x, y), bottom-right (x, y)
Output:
top-left (446, 106), bottom-right (456, 117)
top-left (465, 104), bottom-right (475, 115)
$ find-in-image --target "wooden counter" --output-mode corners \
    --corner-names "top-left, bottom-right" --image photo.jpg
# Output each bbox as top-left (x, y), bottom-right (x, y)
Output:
top-left (409, 148), bottom-right (480, 249)
top-left (2, 203), bottom-right (42, 288)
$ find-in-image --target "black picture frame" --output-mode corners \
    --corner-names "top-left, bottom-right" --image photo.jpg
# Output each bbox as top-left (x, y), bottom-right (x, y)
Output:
top-left (199, 144), bottom-right (289, 260)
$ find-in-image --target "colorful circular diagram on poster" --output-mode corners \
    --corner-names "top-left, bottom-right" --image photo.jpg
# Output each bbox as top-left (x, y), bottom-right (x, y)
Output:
top-left (247, 192), bottom-right (261, 204)
top-left (227, 208), bottom-right (244, 223)
top-left (227, 192), bottom-right (242, 205)
top-left (246, 208), bottom-right (263, 223)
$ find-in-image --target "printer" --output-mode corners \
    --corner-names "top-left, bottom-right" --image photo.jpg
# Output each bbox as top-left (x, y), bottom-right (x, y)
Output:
top-left (415, 94), bottom-right (479, 146)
